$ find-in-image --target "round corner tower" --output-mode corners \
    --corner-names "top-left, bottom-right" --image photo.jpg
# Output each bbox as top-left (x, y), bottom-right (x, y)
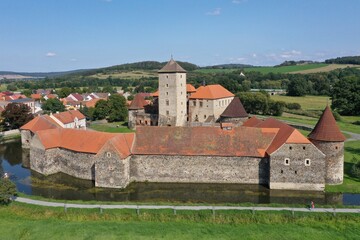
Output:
top-left (308, 106), bottom-right (346, 184)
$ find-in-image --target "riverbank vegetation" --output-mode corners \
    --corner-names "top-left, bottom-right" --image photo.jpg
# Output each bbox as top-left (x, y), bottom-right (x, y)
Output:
top-left (0, 202), bottom-right (359, 239)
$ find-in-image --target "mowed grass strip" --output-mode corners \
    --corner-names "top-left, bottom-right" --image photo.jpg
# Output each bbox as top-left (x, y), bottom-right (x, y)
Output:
top-left (1, 203), bottom-right (360, 240)
top-left (270, 95), bottom-right (329, 111)
top-left (88, 121), bottom-right (134, 133)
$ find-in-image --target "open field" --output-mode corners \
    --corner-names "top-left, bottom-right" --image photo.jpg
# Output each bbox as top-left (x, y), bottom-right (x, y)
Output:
top-left (0, 203), bottom-right (359, 240)
top-left (195, 64), bottom-right (360, 74)
top-left (91, 71), bottom-right (157, 79)
top-left (270, 95), bottom-right (329, 111)
top-left (291, 64), bottom-right (360, 74)
top-left (88, 121), bottom-right (134, 133)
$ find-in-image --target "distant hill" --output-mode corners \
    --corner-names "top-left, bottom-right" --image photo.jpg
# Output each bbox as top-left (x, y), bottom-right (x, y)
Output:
top-left (0, 69), bottom-right (90, 80)
top-left (201, 63), bottom-right (253, 69)
top-left (275, 60), bottom-right (318, 67)
top-left (325, 56), bottom-right (360, 65)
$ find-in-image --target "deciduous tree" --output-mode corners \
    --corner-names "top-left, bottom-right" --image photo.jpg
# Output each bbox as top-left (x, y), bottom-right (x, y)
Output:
top-left (1, 103), bottom-right (33, 130)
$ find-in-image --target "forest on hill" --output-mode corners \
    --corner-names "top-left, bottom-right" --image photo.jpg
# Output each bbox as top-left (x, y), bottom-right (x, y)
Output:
top-left (325, 56), bottom-right (360, 65)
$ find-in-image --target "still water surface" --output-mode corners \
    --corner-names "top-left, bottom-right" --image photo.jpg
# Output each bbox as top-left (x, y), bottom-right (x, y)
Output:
top-left (1, 140), bottom-right (359, 205)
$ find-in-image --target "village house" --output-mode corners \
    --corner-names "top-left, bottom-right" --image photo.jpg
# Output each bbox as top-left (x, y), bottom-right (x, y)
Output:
top-left (9, 98), bottom-right (36, 114)
top-left (20, 110), bottom-right (86, 148)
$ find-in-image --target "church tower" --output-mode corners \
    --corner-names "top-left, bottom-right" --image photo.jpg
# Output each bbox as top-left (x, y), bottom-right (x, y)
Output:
top-left (158, 59), bottom-right (187, 126)
top-left (308, 106), bottom-right (346, 184)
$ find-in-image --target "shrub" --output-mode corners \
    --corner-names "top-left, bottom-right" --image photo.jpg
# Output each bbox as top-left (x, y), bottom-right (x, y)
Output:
top-left (351, 157), bottom-right (360, 179)
top-left (286, 102), bottom-right (301, 110)
top-left (332, 110), bottom-right (342, 121)
top-left (0, 178), bottom-right (17, 205)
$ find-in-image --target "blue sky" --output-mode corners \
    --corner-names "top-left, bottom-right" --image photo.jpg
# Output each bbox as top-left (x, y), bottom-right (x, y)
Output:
top-left (1, 0), bottom-right (360, 72)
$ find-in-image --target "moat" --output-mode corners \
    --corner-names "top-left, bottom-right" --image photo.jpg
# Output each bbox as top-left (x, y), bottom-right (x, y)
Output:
top-left (1, 140), bottom-right (360, 205)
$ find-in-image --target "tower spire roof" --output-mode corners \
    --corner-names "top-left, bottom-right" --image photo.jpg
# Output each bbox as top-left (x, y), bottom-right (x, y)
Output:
top-left (158, 59), bottom-right (187, 73)
top-left (308, 106), bottom-right (346, 142)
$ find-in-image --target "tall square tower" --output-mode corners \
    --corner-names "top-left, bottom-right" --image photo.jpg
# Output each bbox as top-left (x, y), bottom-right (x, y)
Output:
top-left (158, 59), bottom-right (187, 126)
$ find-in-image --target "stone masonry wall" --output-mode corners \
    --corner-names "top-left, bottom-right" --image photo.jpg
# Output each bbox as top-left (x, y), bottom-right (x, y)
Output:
top-left (21, 130), bottom-right (32, 149)
top-left (95, 149), bottom-right (130, 188)
top-left (269, 143), bottom-right (325, 191)
top-left (130, 155), bottom-right (269, 185)
top-left (311, 140), bottom-right (344, 185)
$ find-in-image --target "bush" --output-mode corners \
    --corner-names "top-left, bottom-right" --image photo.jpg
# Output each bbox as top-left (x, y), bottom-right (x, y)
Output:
top-left (351, 157), bottom-right (360, 179)
top-left (332, 110), bottom-right (342, 121)
top-left (286, 102), bottom-right (301, 110)
top-left (0, 178), bottom-right (17, 205)
top-left (352, 121), bottom-right (360, 126)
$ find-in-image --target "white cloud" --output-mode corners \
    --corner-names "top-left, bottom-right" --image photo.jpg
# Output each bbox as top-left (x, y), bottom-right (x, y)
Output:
top-left (252, 53), bottom-right (257, 58)
top-left (206, 8), bottom-right (221, 16)
top-left (46, 52), bottom-right (56, 57)
top-left (280, 50), bottom-right (302, 58)
top-left (232, 0), bottom-right (247, 4)
top-left (70, 58), bottom-right (77, 62)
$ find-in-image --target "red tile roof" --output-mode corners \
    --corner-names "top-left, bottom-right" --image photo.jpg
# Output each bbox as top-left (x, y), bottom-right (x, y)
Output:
top-left (242, 116), bottom-right (262, 127)
top-left (20, 115), bottom-right (60, 132)
top-left (132, 126), bottom-right (277, 158)
top-left (308, 106), bottom-right (346, 142)
top-left (151, 90), bottom-right (159, 97)
top-left (83, 98), bottom-right (102, 108)
top-left (189, 85), bottom-right (234, 100)
top-left (36, 128), bottom-right (134, 157)
top-left (30, 94), bottom-right (42, 100)
top-left (52, 110), bottom-right (85, 124)
top-left (254, 118), bottom-right (310, 154)
top-left (220, 97), bottom-right (248, 118)
top-left (186, 84), bottom-right (196, 93)
top-left (128, 94), bottom-right (148, 110)
top-left (158, 59), bottom-right (187, 73)
top-left (69, 93), bottom-right (83, 101)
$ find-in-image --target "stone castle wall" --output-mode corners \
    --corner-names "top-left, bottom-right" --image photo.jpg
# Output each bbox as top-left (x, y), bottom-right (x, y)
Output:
top-left (21, 130), bottom-right (32, 149)
top-left (310, 140), bottom-right (344, 185)
top-left (130, 155), bottom-right (269, 185)
top-left (269, 143), bottom-right (326, 191)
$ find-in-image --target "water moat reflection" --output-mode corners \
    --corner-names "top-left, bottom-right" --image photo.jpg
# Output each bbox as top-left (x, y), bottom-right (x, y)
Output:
top-left (1, 140), bottom-right (359, 205)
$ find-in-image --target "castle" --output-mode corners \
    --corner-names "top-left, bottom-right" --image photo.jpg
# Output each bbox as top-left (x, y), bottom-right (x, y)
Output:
top-left (20, 59), bottom-right (346, 191)
top-left (128, 59), bottom-right (248, 129)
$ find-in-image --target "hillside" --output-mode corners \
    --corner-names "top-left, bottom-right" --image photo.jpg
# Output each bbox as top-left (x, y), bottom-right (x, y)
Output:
top-left (325, 56), bottom-right (360, 65)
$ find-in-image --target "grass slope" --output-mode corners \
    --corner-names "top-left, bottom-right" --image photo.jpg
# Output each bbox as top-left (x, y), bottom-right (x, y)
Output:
top-left (88, 121), bottom-right (134, 133)
top-left (1, 203), bottom-right (359, 240)
top-left (195, 63), bottom-right (360, 74)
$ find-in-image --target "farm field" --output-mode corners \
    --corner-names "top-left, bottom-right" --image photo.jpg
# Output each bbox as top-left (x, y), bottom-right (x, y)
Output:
top-left (0, 203), bottom-right (359, 240)
top-left (91, 70), bottom-right (157, 79)
top-left (195, 63), bottom-right (360, 74)
top-left (270, 95), bottom-right (329, 110)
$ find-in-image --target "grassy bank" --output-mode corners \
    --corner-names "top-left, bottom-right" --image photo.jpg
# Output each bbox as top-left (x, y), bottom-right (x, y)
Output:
top-left (0, 203), bottom-right (359, 239)
top-left (88, 121), bottom-right (134, 133)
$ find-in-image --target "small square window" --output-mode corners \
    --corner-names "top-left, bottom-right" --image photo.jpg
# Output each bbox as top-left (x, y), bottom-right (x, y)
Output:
top-left (166, 111), bottom-right (169, 116)
top-left (200, 101), bottom-right (203, 107)
top-left (289, 146), bottom-right (292, 150)
top-left (284, 158), bottom-right (290, 165)
top-left (303, 146), bottom-right (306, 150)
top-left (204, 115), bottom-right (207, 119)
top-left (106, 152), bottom-right (112, 158)
top-left (166, 84), bottom-right (169, 87)
top-left (166, 100), bottom-right (169, 106)
top-left (305, 159), bottom-right (311, 166)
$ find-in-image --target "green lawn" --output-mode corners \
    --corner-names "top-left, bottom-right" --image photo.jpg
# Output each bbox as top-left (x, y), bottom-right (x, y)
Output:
top-left (88, 121), bottom-right (134, 133)
top-left (194, 64), bottom-right (329, 74)
top-left (0, 203), bottom-right (359, 240)
top-left (270, 95), bottom-right (329, 111)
